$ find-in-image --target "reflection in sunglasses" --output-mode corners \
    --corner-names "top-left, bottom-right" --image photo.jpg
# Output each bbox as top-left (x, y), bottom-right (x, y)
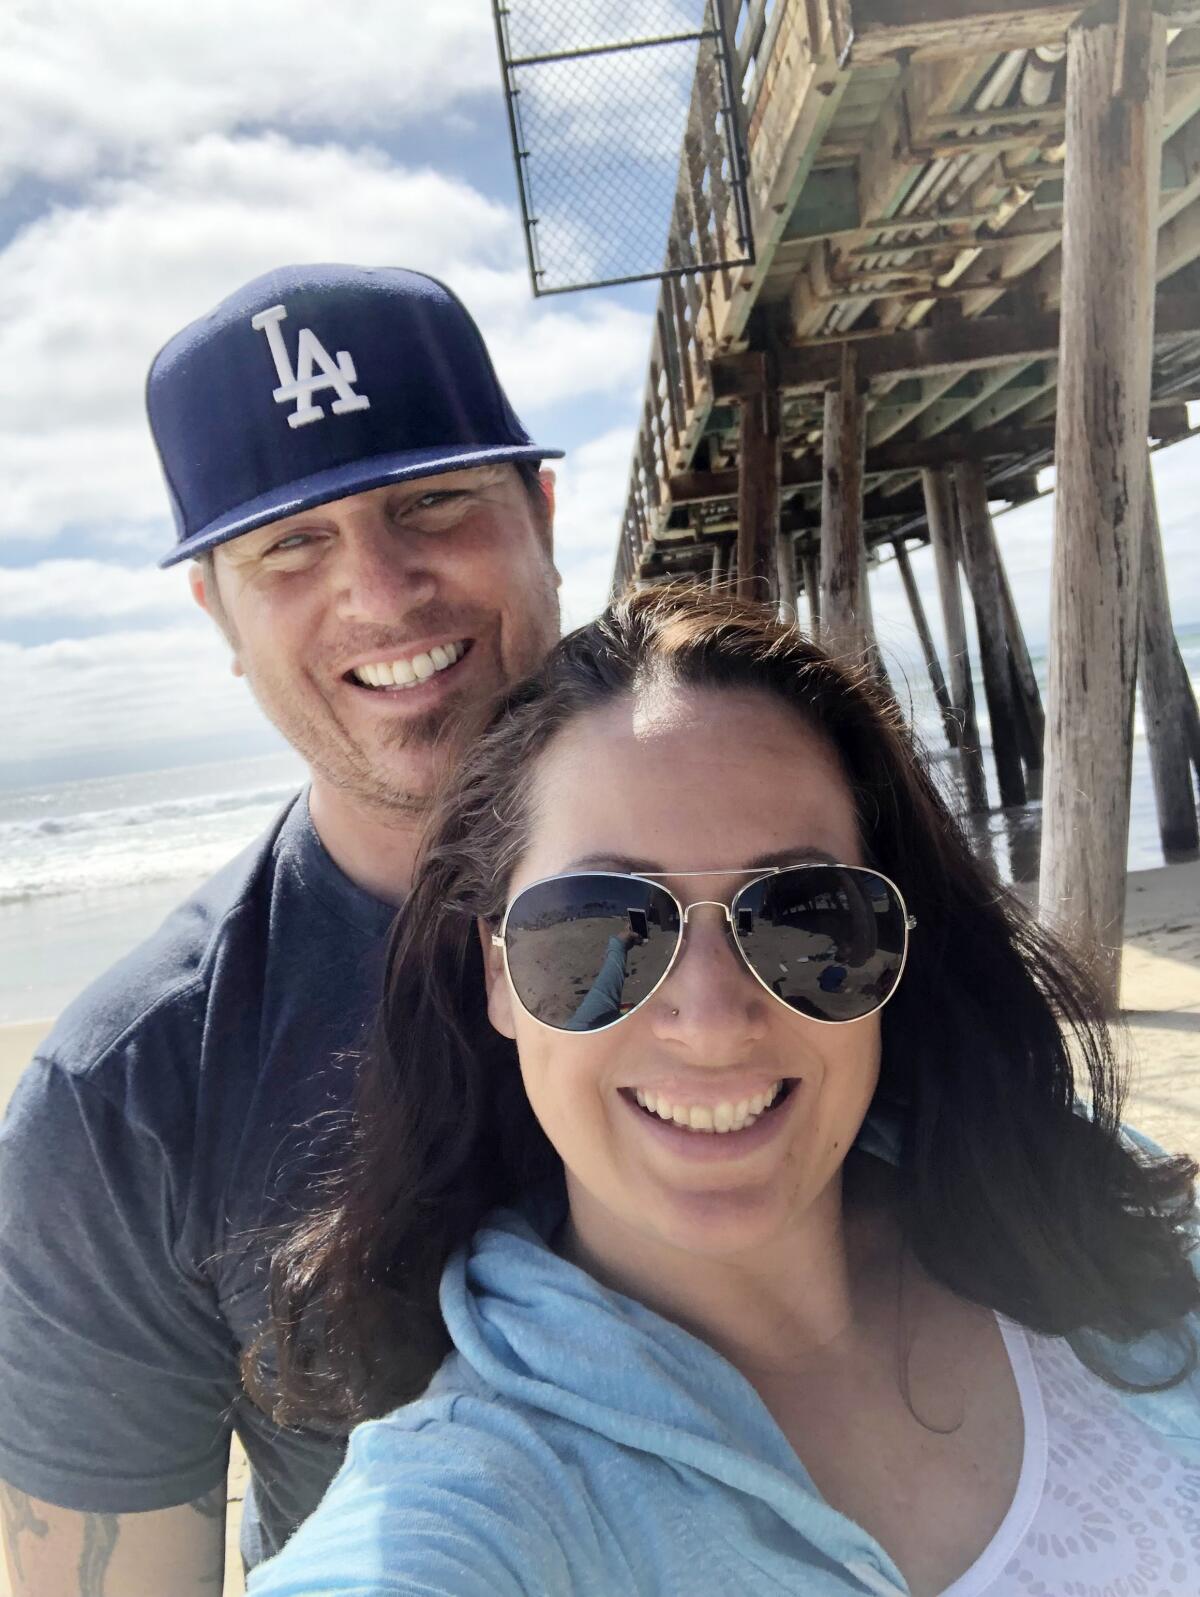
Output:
top-left (498, 866), bottom-right (912, 1033)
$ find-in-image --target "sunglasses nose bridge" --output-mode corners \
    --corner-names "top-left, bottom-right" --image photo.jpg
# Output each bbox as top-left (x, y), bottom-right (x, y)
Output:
top-left (678, 898), bottom-right (734, 928)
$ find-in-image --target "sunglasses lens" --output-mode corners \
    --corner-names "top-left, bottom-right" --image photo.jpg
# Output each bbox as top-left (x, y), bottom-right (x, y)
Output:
top-left (502, 874), bottom-right (680, 1032)
top-left (733, 867), bottom-right (908, 1022)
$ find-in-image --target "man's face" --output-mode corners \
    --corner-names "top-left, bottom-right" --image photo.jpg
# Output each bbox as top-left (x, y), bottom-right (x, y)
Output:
top-left (192, 464), bottom-right (560, 812)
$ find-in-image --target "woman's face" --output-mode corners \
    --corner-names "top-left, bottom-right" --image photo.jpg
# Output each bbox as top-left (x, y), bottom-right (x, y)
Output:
top-left (483, 682), bottom-right (885, 1262)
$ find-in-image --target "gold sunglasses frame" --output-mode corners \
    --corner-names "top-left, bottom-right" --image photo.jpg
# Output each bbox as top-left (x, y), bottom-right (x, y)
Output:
top-left (491, 864), bottom-right (917, 1034)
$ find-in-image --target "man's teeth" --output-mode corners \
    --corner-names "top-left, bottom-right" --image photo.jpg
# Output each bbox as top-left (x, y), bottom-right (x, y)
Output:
top-left (632, 1081), bottom-right (784, 1134)
top-left (352, 641), bottom-right (466, 688)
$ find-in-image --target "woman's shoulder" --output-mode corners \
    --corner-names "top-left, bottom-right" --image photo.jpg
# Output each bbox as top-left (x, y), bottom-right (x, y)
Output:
top-left (246, 1373), bottom-right (601, 1597)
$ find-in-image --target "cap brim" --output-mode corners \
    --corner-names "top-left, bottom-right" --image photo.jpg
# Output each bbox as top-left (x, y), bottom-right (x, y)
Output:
top-left (159, 441), bottom-right (565, 567)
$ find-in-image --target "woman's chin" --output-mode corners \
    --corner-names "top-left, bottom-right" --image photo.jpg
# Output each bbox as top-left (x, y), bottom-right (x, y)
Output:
top-left (626, 1179), bottom-right (806, 1261)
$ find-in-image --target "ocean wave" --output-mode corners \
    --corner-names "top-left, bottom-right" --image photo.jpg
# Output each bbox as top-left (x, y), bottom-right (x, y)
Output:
top-left (0, 856), bottom-right (217, 907)
top-left (0, 784), bottom-right (297, 842)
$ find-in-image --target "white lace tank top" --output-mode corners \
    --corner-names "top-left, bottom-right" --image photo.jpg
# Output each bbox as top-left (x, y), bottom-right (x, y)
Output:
top-left (942, 1317), bottom-right (1200, 1595)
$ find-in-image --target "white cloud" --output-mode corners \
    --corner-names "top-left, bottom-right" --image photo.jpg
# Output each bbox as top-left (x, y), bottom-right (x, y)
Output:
top-left (0, 1), bottom-right (498, 190)
top-left (0, 559), bottom-right (189, 624)
top-left (550, 424), bottom-right (639, 628)
top-left (0, 622), bottom-right (265, 766)
top-left (0, 133), bottom-right (651, 547)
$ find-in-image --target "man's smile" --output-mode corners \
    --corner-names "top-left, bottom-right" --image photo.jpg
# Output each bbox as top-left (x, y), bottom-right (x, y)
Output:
top-left (343, 639), bottom-right (473, 691)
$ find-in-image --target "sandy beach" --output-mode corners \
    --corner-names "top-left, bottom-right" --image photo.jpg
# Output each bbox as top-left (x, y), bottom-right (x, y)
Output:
top-left (0, 857), bottom-right (1196, 1596)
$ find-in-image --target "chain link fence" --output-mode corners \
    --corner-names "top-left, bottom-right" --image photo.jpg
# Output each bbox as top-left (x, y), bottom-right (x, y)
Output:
top-left (493, 0), bottom-right (754, 295)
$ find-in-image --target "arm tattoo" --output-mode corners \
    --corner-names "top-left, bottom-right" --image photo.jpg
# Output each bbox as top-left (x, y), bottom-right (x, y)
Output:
top-left (1, 1484), bottom-right (49, 1582)
top-left (77, 1512), bottom-right (118, 1597)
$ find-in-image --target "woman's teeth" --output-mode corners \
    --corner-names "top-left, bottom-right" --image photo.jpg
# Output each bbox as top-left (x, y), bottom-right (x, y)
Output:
top-left (632, 1081), bottom-right (784, 1134)
top-left (352, 640), bottom-right (467, 688)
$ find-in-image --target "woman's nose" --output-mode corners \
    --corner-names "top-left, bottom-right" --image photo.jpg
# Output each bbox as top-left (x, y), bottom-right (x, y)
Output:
top-left (648, 907), bottom-right (770, 1047)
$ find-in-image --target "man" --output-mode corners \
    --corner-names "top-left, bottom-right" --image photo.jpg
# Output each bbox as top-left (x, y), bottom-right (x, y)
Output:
top-left (0, 264), bottom-right (564, 1595)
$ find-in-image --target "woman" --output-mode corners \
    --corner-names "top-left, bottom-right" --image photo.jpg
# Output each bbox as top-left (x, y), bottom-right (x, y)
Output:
top-left (249, 586), bottom-right (1200, 1597)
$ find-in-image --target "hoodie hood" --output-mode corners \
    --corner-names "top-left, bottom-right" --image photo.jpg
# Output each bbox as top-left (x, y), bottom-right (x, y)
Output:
top-left (434, 1189), bottom-right (907, 1595)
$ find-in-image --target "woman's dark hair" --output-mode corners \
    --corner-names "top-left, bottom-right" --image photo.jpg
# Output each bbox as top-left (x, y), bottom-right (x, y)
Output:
top-left (253, 583), bottom-right (1199, 1426)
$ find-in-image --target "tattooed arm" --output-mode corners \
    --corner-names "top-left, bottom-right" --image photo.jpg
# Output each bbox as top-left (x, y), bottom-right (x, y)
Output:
top-left (1, 1480), bottom-right (226, 1597)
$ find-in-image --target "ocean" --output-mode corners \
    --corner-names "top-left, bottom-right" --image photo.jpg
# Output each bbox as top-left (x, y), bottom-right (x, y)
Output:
top-left (0, 750), bottom-right (307, 1020)
top-left (1, 628), bottom-right (1197, 1023)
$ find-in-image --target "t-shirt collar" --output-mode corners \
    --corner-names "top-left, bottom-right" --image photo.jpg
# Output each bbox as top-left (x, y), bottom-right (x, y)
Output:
top-left (278, 788), bottom-right (399, 938)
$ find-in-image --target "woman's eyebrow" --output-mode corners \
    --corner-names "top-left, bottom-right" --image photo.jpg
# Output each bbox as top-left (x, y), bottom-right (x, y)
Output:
top-left (562, 853), bottom-right (647, 873)
top-left (560, 847), bottom-right (841, 874)
top-left (745, 847), bottom-right (840, 869)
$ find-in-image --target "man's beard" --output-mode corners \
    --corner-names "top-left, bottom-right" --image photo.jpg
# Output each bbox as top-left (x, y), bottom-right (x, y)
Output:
top-left (259, 676), bottom-right (491, 818)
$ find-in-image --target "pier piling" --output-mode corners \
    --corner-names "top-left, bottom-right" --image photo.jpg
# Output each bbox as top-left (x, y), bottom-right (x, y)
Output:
top-left (1039, 0), bottom-right (1167, 1004)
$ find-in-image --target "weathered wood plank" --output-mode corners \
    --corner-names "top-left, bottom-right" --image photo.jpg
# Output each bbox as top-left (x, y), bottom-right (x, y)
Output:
top-left (1039, 1), bottom-right (1167, 1006)
top-left (801, 548), bottom-right (822, 634)
top-left (1139, 469), bottom-right (1200, 859)
top-left (736, 369), bottom-right (781, 601)
top-left (893, 540), bottom-right (959, 747)
top-left (955, 460), bottom-right (1027, 807)
top-left (849, 0), bottom-right (1082, 64)
top-left (713, 290), bottom-right (1200, 398)
top-left (995, 542), bottom-right (1046, 798)
top-left (777, 528), bottom-right (799, 621)
top-left (923, 467), bottom-right (989, 812)
top-left (820, 346), bottom-right (872, 662)
top-left (1177, 638), bottom-right (1200, 780)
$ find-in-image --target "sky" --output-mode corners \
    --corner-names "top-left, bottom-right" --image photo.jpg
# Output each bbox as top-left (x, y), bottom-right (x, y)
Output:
top-left (2, 2), bottom-right (1198, 789)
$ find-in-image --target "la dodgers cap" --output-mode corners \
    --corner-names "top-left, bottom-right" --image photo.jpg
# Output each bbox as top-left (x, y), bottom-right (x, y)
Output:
top-left (148, 263), bottom-right (564, 568)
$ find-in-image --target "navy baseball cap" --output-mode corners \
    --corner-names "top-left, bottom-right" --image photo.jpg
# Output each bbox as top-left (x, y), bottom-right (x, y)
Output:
top-left (148, 264), bottom-right (564, 568)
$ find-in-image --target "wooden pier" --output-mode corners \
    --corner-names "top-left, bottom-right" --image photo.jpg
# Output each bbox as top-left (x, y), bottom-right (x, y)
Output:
top-left (612, 0), bottom-right (1200, 1004)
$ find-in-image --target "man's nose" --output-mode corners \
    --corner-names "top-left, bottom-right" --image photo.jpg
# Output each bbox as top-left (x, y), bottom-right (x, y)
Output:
top-left (333, 511), bottom-right (436, 621)
top-left (649, 908), bottom-right (770, 1050)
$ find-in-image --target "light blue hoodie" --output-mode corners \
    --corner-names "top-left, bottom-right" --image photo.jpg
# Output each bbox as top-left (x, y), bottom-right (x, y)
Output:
top-left (248, 1173), bottom-right (1200, 1597)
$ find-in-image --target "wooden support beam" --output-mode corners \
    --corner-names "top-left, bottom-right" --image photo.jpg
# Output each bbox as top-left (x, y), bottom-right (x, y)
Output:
top-left (1177, 639), bottom-right (1200, 782)
top-left (1039, 1), bottom-right (1167, 1005)
top-left (849, 0), bottom-right (1082, 64)
top-left (710, 540), bottom-right (729, 591)
top-left (711, 289), bottom-right (1200, 400)
top-left (820, 347), bottom-right (871, 661)
top-left (922, 468), bottom-right (989, 812)
top-left (954, 461), bottom-right (1027, 808)
top-left (1139, 470), bottom-right (1200, 859)
top-left (776, 528), bottom-right (798, 622)
top-left (893, 540), bottom-right (959, 748)
top-left (736, 376), bottom-right (781, 602)
top-left (995, 545), bottom-right (1046, 800)
top-left (671, 424), bottom-right (1052, 504)
top-left (801, 550), bottom-right (821, 635)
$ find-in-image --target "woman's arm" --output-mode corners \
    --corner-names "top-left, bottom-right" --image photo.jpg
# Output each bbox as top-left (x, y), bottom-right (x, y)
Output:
top-left (246, 1411), bottom-right (576, 1597)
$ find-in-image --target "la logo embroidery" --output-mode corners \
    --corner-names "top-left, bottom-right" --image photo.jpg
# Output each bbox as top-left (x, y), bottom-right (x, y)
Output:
top-left (250, 303), bottom-right (371, 429)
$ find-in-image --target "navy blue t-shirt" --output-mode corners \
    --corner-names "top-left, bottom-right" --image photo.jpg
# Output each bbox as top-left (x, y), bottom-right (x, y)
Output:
top-left (0, 793), bottom-right (394, 1566)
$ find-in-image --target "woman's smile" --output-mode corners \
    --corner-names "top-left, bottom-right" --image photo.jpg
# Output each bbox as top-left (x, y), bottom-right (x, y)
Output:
top-left (618, 1077), bottom-right (801, 1162)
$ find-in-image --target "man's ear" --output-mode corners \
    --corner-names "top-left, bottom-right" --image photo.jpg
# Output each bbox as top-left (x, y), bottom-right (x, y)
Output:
top-left (188, 562), bottom-right (210, 615)
top-left (479, 918), bottom-right (517, 1040)
top-left (536, 468), bottom-right (558, 567)
top-left (537, 467), bottom-right (557, 523)
top-left (190, 558), bottom-right (244, 677)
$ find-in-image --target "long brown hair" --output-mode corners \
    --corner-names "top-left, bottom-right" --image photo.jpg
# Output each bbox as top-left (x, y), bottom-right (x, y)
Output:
top-left (252, 584), bottom-right (1199, 1426)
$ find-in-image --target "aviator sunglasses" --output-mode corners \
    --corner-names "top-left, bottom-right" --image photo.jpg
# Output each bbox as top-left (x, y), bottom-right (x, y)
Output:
top-left (492, 864), bottom-right (916, 1034)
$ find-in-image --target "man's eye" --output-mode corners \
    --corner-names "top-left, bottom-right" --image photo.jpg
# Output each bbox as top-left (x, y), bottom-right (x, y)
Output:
top-left (403, 491), bottom-right (468, 517)
top-left (267, 533), bottom-right (312, 555)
